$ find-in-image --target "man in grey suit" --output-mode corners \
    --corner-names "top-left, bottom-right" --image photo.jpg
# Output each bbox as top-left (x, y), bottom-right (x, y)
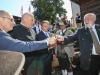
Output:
top-left (55, 21), bottom-right (74, 75)
top-left (57, 13), bottom-right (100, 75)
top-left (0, 10), bottom-right (56, 53)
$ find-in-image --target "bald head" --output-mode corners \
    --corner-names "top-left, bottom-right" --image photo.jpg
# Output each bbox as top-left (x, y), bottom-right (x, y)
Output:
top-left (21, 12), bottom-right (34, 28)
top-left (0, 10), bottom-right (10, 17)
top-left (84, 13), bottom-right (96, 28)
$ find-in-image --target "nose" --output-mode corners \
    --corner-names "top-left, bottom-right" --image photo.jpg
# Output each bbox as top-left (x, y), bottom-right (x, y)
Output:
top-left (12, 20), bottom-right (16, 26)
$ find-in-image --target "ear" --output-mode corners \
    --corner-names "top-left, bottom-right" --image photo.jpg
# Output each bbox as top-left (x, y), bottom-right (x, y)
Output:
top-left (94, 18), bottom-right (96, 22)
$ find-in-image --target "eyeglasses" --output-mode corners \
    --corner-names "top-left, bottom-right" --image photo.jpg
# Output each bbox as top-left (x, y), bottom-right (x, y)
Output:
top-left (2, 17), bottom-right (14, 22)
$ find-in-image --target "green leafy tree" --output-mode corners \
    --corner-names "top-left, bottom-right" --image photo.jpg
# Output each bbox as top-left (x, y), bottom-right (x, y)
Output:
top-left (31, 0), bottom-right (67, 23)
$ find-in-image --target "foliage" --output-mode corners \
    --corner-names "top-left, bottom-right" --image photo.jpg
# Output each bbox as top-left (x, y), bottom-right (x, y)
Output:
top-left (68, 27), bottom-right (79, 47)
top-left (31, 0), bottom-right (67, 23)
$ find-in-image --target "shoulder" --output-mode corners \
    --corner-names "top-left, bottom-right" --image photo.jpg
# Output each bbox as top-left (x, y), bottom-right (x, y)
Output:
top-left (13, 24), bottom-right (21, 29)
top-left (95, 24), bottom-right (100, 27)
top-left (37, 31), bottom-right (43, 35)
top-left (0, 30), bottom-right (9, 37)
top-left (56, 30), bottom-right (60, 33)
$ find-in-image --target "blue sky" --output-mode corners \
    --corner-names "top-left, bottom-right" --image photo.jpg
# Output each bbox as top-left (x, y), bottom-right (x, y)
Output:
top-left (0, 0), bottom-right (72, 20)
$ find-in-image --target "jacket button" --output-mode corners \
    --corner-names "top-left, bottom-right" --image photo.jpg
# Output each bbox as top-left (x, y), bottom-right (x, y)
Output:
top-left (90, 49), bottom-right (92, 50)
top-left (82, 39), bottom-right (84, 40)
top-left (90, 54), bottom-right (91, 55)
top-left (89, 59), bottom-right (91, 61)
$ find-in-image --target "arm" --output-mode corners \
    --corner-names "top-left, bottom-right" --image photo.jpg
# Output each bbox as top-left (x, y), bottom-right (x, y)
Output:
top-left (57, 29), bottom-right (79, 45)
top-left (0, 34), bottom-right (48, 53)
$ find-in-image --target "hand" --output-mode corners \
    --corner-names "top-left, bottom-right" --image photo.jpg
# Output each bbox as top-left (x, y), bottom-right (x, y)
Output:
top-left (53, 54), bottom-right (57, 60)
top-left (56, 35), bottom-right (64, 42)
top-left (48, 44), bottom-right (55, 50)
top-left (46, 37), bottom-right (56, 49)
top-left (46, 37), bottom-right (56, 45)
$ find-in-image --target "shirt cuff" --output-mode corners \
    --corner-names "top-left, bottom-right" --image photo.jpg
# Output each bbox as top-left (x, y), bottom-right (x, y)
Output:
top-left (45, 40), bottom-right (50, 46)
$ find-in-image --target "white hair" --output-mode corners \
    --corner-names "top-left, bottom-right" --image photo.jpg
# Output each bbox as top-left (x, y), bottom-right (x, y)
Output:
top-left (84, 13), bottom-right (96, 19)
top-left (21, 12), bottom-right (34, 20)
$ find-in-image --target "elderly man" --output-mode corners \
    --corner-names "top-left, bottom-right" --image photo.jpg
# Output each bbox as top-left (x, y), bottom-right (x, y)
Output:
top-left (9, 12), bottom-right (48, 75)
top-left (57, 13), bottom-right (100, 75)
top-left (0, 10), bottom-right (56, 53)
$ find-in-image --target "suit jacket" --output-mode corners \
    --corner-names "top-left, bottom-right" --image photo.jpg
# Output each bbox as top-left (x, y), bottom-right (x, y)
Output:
top-left (64, 24), bottom-right (100, 70)
top-left (9, 24), bottom-right (48, 57)
top-left (36, 31), bottom-right (54, 66)
top-left (0, 28), bottom-right (48, 52)
top-left (55, 28), bottom-right (75, 57)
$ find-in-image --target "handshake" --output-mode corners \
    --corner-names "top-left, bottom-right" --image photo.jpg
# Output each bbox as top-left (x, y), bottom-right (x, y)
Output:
top-left (46, 35), bottom-right (64, 49)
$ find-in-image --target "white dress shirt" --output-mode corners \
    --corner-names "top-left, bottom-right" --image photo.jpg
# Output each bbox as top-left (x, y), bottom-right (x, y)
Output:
top-left (42, 30), bottom-right (50, 38)
top-left (60, 29), bottom-right (66, 35)
top-left (91, 25), bottom-right (100, 55)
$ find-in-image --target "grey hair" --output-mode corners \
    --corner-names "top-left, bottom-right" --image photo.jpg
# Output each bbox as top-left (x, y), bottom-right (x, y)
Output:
top-left (0, 10), bottom-right (8, 17)
top-left (21, 12), bottom-right (34, 20)
top-left (41, 20), bottom-right (50, 26)
top-left (84, 13), bottom-right (96, 19)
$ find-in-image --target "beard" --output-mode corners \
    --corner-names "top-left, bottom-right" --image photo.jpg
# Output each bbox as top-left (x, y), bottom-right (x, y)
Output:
top-left (84, 22), bottom-right (94, 28)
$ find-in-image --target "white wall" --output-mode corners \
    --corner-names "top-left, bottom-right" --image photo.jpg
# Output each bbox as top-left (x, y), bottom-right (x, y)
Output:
top-left (71, 2), bottom-right (81, 27)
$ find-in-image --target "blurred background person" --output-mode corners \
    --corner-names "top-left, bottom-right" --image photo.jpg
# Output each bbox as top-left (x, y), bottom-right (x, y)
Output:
top-left (75, 13), bottom-right (82, 28)
top-left (33, 20), bottom-right (41, 34)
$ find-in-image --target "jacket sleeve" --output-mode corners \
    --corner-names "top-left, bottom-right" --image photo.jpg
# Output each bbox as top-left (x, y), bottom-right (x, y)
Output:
top-left (0, 34), bottom-right (48, 53)
top-left (35, 34), bottom-right (48, 55)
top-left (64, 29), bottom-right (79, 45)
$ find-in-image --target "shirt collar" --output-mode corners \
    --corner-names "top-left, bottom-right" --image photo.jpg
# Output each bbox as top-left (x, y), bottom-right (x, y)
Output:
top-left (42, 30), bottom-right (48, 34)
top-left (60, 28), bottom-right (66, 32)
top-left (0, 28), bottom-right (6, 33)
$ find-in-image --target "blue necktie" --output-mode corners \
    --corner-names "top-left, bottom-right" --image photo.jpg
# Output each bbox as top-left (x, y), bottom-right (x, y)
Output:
top-left (45, 33), bottom-right (49, 38)
top-left (38, 25), bottom-right (40, 32)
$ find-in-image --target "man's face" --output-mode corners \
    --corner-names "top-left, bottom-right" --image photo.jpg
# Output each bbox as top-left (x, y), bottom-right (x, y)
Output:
top-left (84, 15), bottom-right (96, 28)
top-left (26, 16), bottom-right (34, 28)
top-left (1, 14), bottom-right (15, 32)
top-left (60, 25), bottom-right (66, 30)
top-left (41, 22), bottom-right (49, 32)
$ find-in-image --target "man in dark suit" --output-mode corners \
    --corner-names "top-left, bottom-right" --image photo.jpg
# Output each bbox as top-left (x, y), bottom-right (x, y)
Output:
top-left (36, 20), bottom-right (54, 75)
top-left (57, 13), bottom-right (100, 75)
top-left (0, 10), bottom-right (56, 57)
top-left (9, 12), bottom-right (48, 75)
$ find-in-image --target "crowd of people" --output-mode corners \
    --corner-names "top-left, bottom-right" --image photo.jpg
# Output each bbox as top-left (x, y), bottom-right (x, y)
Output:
top-left (0, 9), bottom-right (100, 75)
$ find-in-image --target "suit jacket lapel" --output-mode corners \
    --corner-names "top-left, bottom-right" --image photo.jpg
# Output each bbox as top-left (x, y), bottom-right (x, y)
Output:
top-left (95, 25), bottom-right (100, 41)
top-left (85, 27), bottom-right (93, 42)
top-left (41, 31), bottom-right (47, 39)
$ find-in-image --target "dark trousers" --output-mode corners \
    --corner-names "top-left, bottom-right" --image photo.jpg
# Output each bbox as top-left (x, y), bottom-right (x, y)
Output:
top-left (82, 55), bottom-right (100, 75)
top-left (43, 62), bottom-right (52, 75)
top-left (88, 55), bottom-right (100, 75)
top-left (58, 54), bottom-right (72, 72)
top-left (21, 56), bottom-right (35, 75)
